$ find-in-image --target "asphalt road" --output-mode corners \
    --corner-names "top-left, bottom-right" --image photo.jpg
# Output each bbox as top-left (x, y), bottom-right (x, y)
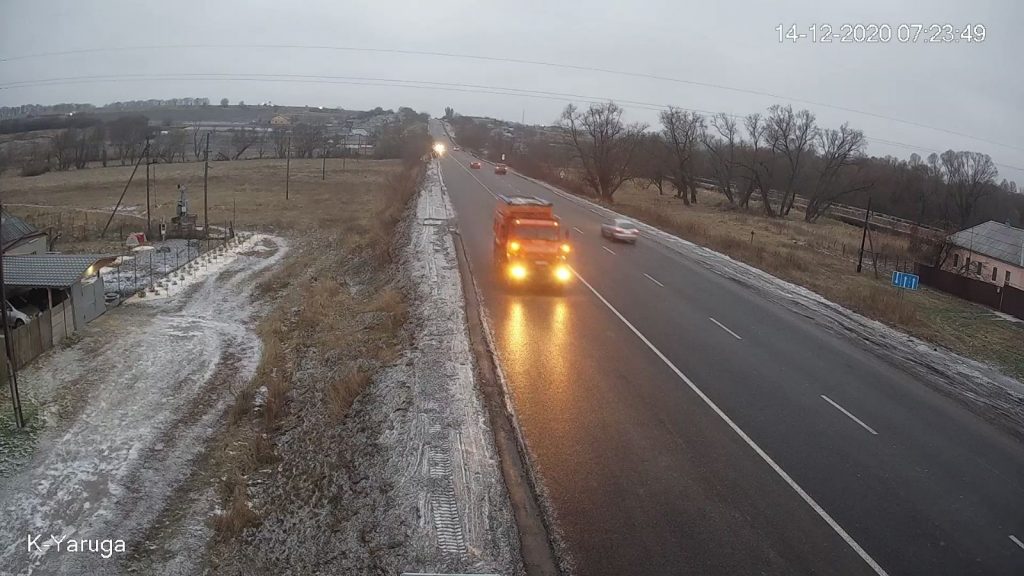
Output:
top-left (431, 123), bottom-right (1024, 576)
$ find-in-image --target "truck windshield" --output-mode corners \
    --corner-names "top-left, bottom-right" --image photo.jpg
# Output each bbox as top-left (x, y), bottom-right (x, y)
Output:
top-left (512, 225), bottom-right (560, 241)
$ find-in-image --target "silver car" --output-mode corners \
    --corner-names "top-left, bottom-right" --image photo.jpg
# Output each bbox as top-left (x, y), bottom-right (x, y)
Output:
top-left (600, 218), bottom-right (639, 243)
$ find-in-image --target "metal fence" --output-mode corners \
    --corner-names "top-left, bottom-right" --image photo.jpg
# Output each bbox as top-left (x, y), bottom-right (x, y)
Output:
top-left (917, 263), bottom-right (1024, 320)
top-left (104, 234), bottom-right (231, 302)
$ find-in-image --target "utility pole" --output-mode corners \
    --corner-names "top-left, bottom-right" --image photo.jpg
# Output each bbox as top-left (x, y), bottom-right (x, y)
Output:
top-left (145, 137), bottom-right (151, 238)
top-left (203, 132), bottom-right (210, 237)
top-left (856, 197), bottom-right (872, 273)
top-left (321, 144), bottom-right (327, 181)
top-left (0, 198), bottom-right (25, 429)
top-left (102, 140), bottom-right (150, 238)
top-left (285, 136), bottom-right (291, 200)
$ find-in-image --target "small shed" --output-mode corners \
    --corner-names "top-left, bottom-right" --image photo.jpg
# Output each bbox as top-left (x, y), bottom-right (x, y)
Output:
top-left (3, 253), bottom-right (116, 330)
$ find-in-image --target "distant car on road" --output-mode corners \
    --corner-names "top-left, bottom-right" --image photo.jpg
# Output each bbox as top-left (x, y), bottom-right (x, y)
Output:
top-left (470, 161), bottom-right (482, 169)
top-left (453, 145), bottom-right (462, 151)
top-left (495, 164), bottom-right (508, 175)
top-left (601, 218), bottom-right (640, 243)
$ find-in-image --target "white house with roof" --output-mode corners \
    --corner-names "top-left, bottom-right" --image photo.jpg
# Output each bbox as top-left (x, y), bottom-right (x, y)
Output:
top-left (945, 221), bottom-right (1024, 289)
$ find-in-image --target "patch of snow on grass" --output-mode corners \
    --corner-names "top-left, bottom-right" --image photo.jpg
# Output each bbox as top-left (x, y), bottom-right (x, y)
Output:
top-left (0, 233), bottom-right (287, 575)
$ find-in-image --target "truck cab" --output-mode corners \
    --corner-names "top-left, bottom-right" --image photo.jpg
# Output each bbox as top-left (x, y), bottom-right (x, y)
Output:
top-left (493, 196), bottom-right (572, 286)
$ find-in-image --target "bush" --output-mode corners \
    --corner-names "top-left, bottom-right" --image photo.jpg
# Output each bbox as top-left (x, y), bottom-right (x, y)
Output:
top-left (20, 160), bottom-right (50, 177)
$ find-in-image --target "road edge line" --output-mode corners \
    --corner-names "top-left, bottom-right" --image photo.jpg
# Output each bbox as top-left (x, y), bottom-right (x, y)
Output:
top-left (571, 268), bottom-right (889, 576)
top-left (451, 223), bottom-right (562, 576)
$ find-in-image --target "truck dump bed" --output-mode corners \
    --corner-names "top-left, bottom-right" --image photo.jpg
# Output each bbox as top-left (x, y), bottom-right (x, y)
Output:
top-left (496, 195), bottom-right (554, 220)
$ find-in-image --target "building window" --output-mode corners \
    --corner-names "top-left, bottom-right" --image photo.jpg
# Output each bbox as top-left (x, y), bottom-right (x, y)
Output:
top-left (992, 267), bottom-right (998, 281)
top-left (953, 253), bottom-right (960, 267)
top-left (975, 261), bottom-right (983, 275)
top-left (1007, 270), bottom-right (1012, 285)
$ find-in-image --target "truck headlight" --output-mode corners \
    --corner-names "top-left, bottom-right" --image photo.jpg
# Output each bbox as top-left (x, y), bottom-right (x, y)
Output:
top-left (509, 241), bottom-right (521, 252)
top-left (554, 265), bottom-right (572, 282)
top-left (509, 264), bottom-right (528, 280)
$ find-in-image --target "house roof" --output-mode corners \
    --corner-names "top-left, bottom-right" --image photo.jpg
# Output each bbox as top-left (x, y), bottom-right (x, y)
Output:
top-left (3, 254), bottom-right (116, 288)
top-left (949, 221), bottom-right (1024, 267)
top-left (1, 210), bottom-right (45, 250)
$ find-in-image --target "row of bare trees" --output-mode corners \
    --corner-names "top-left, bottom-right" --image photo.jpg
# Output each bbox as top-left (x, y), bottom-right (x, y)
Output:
top-left (629, 104), bottom-right (872, 221)
top-left (541, 101), bottom-right (1010, 228)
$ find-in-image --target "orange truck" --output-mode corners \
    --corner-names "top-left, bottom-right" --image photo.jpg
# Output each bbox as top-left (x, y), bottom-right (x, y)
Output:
top-left (493, 195), bottom-right (572, 285)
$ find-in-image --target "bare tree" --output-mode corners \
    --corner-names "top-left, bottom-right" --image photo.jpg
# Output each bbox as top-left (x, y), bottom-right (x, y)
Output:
top-left (229, 127), bottom-right (261, 160)
top-left (735, 113), bottom-right (778, 214)
top-left (701, 112), bottom-right (739, 205)
top-left (108, 115), bottom-right (149, 165)
top-left (764, 104), bottom-right (817, 215)
top-left (152, 130), bottom-right (186, 163)
top-left (271, 129), bottom-right (290, 158)
top-left (634, 133), bottom-right (672, 195)
top-left (659, 107), bottom-right (704, 205)
top-left (940, 150), bottom-right (998, 227)
top-left (804, 123), bottom-right (871, 221)
top-left (292, 123), bottom-right (325, 159)
top-left (50, 129), bottom-right (77, 171)
top-left (558, 102), bottom-right (646, 202)
top-left (255, 130), bottom-right (268, 159)
top-left (190, 122), bottom-right (205, 160)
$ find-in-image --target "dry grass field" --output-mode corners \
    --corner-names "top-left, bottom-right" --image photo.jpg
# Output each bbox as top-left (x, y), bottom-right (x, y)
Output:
top-left (607, 181), bottom-right (1024, 380)
top-left (2, 157), bottom-right (421, 553)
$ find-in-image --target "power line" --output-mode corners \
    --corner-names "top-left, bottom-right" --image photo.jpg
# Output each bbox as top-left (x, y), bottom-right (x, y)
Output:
top-left (0, 72), bottom-right (720, 115)
top-left (1, 42), bottom-right (1019, 153)
top-left (867, 137), bottom-right (1024, 174)
top-left (1, 71), bottom-right (1018, 175)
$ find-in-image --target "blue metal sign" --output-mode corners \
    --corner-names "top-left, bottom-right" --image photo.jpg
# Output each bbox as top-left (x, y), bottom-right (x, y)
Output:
top-left (891, 271), bottom-right (919, 290)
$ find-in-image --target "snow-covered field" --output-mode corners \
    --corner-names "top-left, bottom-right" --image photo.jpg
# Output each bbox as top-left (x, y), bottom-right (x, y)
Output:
top-left (0, 233), bottom-right (286, 576)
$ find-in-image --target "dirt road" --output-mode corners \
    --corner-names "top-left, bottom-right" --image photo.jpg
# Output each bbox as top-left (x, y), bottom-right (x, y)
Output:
top-left (0, 234), bottom-right (286, 576)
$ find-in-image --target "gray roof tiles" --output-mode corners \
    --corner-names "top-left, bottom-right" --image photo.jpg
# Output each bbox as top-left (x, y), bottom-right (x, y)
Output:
top-left (3, 254), bottom-right (115, 288)
top-left (949, 221), bottom-right (1024, 267)
top-left (1, 210), bottom-right (43, 248)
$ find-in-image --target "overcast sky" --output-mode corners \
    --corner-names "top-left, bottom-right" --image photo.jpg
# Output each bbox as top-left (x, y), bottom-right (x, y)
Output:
top-left (1, 0), bottom-right (1021, 180)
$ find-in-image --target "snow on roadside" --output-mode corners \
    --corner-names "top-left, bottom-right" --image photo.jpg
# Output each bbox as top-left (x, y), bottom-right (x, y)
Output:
top-left (519, 172), bottom-right (1024, 434)
top-left (236, 160), bottom-right (522, 575)
top-left (0, 233), bottom-right (287, 575)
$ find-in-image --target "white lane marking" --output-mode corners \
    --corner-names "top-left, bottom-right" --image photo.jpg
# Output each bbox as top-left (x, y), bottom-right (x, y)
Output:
top-left (589, 208), bottom-right (602, 215)
top-left (570, 268), bottom-right (889, 576)
top-left (643, 273), bottom-right (665, 287)
top-left (709, 317), bottom-right (742, 340)
top-left (573, 226), bottom-right (584, 234)
top-left (602, 246), bottom-right (616, 255)
top-left (1010, 534), bottom-right (1024, 551)
top-left (448, 155), bottom-right (499, 199)
top-left (821, 395), bottom-right (879, 436)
